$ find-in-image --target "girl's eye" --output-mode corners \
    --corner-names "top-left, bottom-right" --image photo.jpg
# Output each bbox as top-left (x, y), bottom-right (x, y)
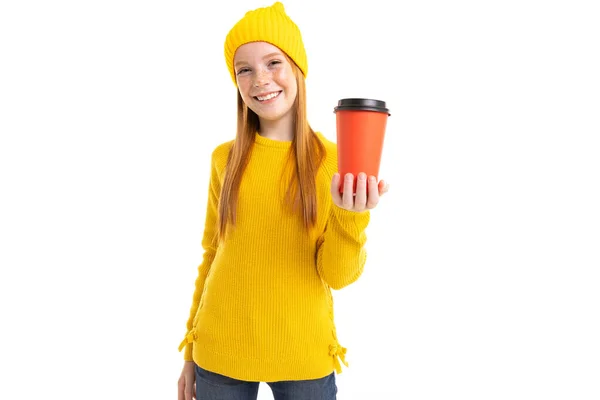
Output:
top-left (269, 60), bottom-right (281, 67)
top-left (236, 68), bottom-right (250, 75)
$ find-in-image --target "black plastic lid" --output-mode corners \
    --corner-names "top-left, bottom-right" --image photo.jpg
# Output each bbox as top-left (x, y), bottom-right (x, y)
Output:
top-left (333, 98), bottom-right (390, 115)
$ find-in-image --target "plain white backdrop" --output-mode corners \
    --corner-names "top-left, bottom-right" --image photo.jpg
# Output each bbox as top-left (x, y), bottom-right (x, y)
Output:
top-left (1, 0), bottom-right (599, 399)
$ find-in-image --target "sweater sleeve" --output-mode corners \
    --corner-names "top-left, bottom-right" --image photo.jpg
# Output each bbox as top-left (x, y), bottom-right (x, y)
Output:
top-left (315, 133), bottom-right (371, 290)
top-left (316, 205), bottom-right (370, 290)
top-left (178, 150), bottom-right (221, 361)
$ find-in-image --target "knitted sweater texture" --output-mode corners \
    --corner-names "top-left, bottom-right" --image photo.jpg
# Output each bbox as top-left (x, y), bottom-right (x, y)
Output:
top-left (178, 131), bottom-right (370, 382)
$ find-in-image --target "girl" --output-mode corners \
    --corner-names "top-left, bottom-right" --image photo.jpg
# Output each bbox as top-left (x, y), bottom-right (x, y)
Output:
top-left (177, 2), bottom-right (389, 399)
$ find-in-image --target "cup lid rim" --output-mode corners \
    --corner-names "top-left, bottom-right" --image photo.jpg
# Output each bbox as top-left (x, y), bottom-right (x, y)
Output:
top-left (334, 98), bottom-right (390, 115)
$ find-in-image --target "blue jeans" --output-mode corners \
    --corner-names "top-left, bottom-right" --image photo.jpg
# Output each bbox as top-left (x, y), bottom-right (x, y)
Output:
top-left (194, 363), bottom-right (338, 400)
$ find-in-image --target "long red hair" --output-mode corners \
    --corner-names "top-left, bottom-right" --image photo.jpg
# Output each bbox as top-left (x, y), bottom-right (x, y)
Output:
top-left (216, 61), bottom-right (326, 243)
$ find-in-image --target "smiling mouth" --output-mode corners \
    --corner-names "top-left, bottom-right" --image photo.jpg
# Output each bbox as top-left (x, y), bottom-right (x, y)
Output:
top-left (254, 91), bottom-right (282, 102)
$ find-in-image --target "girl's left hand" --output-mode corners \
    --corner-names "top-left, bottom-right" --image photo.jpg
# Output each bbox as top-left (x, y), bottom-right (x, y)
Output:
top-left (331, 172), bottom-right (389, 212)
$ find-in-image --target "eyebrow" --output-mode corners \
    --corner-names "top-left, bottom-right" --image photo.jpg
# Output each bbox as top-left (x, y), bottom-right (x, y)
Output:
top-left (234, 52), bottom-right (284, 67)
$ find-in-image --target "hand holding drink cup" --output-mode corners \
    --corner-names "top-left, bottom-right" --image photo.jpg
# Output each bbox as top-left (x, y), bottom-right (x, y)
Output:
top-left (331, 171), bottom-right (389, 212)
top-left (330, 98), bottom-right (391, 212)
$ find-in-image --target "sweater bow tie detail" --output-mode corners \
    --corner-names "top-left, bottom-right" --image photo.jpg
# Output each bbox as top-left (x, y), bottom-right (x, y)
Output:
top-left (329, 344), bottom-right (349, 373)
top-left (178, 330), bottom-right (197, 352)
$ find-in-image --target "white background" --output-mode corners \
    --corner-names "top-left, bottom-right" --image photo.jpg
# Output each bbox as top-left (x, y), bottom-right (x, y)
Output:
top-left (1, 0), bottom-right (599, 399)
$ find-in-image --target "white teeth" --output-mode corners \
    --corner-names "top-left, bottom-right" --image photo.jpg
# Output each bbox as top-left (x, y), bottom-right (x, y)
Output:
top-left (256, 91), bottom-right (280, 101)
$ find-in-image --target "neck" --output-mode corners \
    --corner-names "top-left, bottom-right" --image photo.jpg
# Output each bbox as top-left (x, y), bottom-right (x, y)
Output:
top-left (258, 112), bottom-right (294, 142)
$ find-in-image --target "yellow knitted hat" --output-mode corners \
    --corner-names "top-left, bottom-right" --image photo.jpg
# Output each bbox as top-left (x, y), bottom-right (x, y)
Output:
top-left (224, 2), bottom-right (308, 85)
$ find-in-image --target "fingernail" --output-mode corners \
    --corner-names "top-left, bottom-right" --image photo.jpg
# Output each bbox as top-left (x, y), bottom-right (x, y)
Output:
top-left (358, 173), bottom-right (366, 180)
top-left (345, 173), bottom-right (353, 181)
top-left (369, 176), bottom-right (376, 182)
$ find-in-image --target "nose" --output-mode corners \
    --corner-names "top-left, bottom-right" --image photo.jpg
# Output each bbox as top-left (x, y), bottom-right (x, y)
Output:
top-left (252, 69), bottom-right (270, 87)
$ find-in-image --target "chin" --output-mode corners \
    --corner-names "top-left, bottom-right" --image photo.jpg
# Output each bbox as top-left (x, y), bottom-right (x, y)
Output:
top-left (250, 106), bottom-right (287, 121)
top-left (259, 112), bottom-right (285, 121)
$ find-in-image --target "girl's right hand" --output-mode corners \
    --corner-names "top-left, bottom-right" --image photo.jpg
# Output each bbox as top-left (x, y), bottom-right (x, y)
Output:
top-left (177, 361), bottom-right (196, 400)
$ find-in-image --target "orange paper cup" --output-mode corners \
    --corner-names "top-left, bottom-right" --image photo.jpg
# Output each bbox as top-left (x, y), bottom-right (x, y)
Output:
top-left (334, 98), bottom-right (391, 194)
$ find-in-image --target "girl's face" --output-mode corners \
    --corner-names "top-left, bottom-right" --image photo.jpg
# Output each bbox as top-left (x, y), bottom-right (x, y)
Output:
top-left (234, 41), bottom-right (298, 123)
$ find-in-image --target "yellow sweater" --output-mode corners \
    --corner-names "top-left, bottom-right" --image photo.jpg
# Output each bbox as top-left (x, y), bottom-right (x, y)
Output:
top-left (178, 131), bottom-right (370, 382)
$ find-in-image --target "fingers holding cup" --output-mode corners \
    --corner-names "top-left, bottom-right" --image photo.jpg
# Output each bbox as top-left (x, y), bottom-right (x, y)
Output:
top-left (354, 172), bottom-right (368, 211)
top-left (342, 173), bottom-right (355, 209)
top-left (378, 179), bottom-right (389, 196)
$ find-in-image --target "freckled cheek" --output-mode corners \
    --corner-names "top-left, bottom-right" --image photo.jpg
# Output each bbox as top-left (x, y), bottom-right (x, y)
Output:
top-left (237, 79), bottom-right (253, 99)
top-left (273, 69), bottom-right (292, 89)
